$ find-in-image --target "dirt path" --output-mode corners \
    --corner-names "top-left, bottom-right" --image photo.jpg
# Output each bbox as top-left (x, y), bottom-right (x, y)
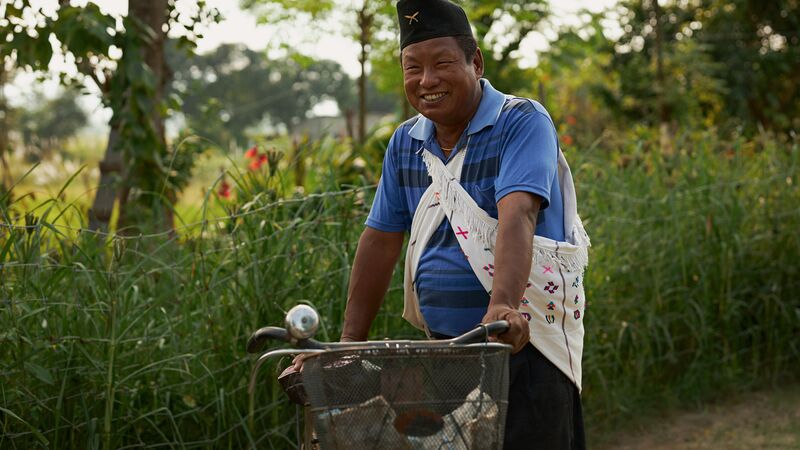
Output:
top-left (595, 384), bottom-right (800, 449)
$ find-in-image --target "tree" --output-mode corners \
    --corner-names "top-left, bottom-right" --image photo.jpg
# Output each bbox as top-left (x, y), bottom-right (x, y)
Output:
top-left (14, 88), bottom-right (88, 161)
top-left (463, 0), bottom-right (550, 95)
top-left (170, 44), bottom-right (366, 146)
top-left (698, 0), bottom-right (800, 131)
top-left (0, 60), bottom-right (10, 189)
top-left (1, 0), bottom-right (219, 232)
top-left (607, 0), bottom-right (799, 135)
top-left (242, 0), bottom-right (395, 146)
top-left (532, 12), bottom-right (619, 143)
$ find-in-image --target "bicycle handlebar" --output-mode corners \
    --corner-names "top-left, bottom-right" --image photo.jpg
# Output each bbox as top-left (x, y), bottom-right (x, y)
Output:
top-left (246, 320), bottom-right (510, 354)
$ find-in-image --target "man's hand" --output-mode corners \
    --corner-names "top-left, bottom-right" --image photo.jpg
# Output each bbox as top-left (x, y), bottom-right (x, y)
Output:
top-left (482, 304), bottom-right (530, 353)
top-left (291, 337), bottom-right (358, 372)
top-left (291, 353), bottom-right (312, 372)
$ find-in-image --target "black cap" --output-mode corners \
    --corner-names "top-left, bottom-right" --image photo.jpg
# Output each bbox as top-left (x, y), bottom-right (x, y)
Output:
top-left (397, 0), bottom-right (473, 50)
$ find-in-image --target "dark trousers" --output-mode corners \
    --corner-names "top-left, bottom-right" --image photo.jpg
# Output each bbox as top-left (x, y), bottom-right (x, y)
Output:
top-left (504, 343), bottom-right (585, 450)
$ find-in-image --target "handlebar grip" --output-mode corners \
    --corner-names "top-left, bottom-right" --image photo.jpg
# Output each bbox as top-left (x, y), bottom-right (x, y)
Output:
top-left (246, 326), bottom-right (290, 353)
top-left (450, 320), bottom-right (510, 344)
top-left (246, 326), bottom-right (327, 353)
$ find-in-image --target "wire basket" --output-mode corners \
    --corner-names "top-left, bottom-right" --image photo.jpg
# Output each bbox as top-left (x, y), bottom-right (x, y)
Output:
top-left (302, 344), bottom-right (509, 450)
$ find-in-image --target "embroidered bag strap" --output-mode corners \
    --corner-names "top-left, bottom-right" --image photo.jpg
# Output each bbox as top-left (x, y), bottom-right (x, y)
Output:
top-left (402, 149), bottom-right (468, 335)
top-left (421, 147), bottom-right (589, 390)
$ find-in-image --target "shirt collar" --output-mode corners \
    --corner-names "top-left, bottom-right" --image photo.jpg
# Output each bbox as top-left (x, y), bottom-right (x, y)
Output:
top-left (408, 78), bottom-right (505, 141)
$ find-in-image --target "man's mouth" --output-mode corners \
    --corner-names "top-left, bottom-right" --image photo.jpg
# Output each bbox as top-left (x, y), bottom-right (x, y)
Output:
top-left (421, 92), bottom-right (447, 102)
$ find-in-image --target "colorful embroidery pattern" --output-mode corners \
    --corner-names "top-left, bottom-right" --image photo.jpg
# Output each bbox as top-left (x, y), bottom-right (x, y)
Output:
top-left (544, 281), bottom-right (559, 294)
top-left (574, 310), bottom-right (581, 320)
top-left (456, 226), bottom-right (469, 239)
top-left (521, 312), bottom-right (532, 321)
top-left (574, 295), bottom-right (580, 305)
top-left (546, 301), bottom-right (556, 310)
top-left (483, 263), bottom-right (495, 277)
top-left (542, 265), bottom-right (553, 274)
top-left (545, 314), bottom-right (556, 324)
top-left (572, 276), bottom-right (581, 288)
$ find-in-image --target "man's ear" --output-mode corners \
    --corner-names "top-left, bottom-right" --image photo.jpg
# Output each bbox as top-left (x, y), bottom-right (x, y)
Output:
top-left (473, 47), bottom-right (484, 78)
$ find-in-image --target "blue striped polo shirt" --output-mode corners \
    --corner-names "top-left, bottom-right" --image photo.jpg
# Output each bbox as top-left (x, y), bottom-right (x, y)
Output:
top-left (366, 78), bottom-right (564, 337)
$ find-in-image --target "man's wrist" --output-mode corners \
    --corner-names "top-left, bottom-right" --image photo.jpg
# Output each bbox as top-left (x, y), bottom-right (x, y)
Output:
top-left (487, 297), bottom-right (521, 311)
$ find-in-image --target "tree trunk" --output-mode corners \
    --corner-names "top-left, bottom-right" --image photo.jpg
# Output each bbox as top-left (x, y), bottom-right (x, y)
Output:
top-left (88, 0), bottom-right (170, 232)
top-left (345, 108), bottom-right (356, 142)
top-left (88, 128), bottom-right (122, 231)
top-left (122, 0), bottom-right (171, 231)
top-left (131, 0), bottom-right (168, 150)
top-left (292, 135), bottom-right (307, 188)
top-left (357, 6), bottom-right (373, 147)
top-left (0, 63), bottom-right (11, 190)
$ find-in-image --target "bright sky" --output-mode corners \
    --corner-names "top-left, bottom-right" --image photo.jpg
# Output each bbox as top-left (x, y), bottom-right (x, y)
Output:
top-left (5, 0), bottom-right (619, 129)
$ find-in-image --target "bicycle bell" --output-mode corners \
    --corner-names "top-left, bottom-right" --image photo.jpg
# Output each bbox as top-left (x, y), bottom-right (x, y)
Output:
top-left (285, 304), bottom-right (320, 341)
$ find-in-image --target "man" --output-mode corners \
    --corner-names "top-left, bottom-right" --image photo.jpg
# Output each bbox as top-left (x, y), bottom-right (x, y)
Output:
top-left (296, 1), bottom-right (590, 448)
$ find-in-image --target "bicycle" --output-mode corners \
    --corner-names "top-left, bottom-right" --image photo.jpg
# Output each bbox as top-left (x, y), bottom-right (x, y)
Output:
top-left (247, 305), bottom-right (512, 450)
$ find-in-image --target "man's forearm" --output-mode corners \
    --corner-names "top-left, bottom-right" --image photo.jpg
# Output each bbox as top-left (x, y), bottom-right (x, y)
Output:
top-left (341, 227), bottom-right (404, 341)
top-left (490, 192), bottom-right (540, 309)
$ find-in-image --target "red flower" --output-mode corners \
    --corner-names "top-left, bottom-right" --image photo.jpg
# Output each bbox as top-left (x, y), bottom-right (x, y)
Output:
top-left (248, 153), bottom-right (268, 171)
top-left (218, 180), bottom-right (232, 199)
top-left (566, 115), bottom-right (577, 126)
top-left (561, 134), bottom-right (574, 146)
top-left (244, 146), bottom-right (258, 159)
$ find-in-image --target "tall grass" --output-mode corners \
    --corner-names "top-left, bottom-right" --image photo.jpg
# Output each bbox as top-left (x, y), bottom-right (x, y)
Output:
top-left (1, 128), bottom-right (798, 448)
top-left (577, 128), bottom-right (800, 433)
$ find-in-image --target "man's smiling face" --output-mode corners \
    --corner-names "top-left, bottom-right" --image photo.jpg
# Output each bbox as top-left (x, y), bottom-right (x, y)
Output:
top-left (401, 36), bottom-right (484, 128)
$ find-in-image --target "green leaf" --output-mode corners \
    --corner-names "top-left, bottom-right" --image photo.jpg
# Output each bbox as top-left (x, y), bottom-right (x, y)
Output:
top-left (0, 407), bottom-right (50, 446)
top-left (24, 361), bottom-right (55, 385)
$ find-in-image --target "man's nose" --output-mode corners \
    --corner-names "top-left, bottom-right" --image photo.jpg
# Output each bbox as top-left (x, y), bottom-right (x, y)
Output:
top-left (419, 67), bottom-right (440, 88)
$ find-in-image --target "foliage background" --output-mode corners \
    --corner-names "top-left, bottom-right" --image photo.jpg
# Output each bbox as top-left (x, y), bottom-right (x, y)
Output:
top-left (1, 0), bottom-right (799, 448)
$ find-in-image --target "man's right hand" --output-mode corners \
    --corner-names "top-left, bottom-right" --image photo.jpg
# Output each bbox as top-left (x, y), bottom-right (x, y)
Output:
top-left (291, 337), bottom-right (357, 372)
top-left (291, 353), bottom-right (311, 372)
top-left (481, 304), bottom-right (530, 353)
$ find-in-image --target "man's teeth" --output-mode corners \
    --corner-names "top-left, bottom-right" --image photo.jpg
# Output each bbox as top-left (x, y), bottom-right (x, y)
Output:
top-left (423, 93), bottom-right (446, 101)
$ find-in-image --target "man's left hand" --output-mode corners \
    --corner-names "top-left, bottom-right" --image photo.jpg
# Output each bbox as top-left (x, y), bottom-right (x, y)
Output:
top-left (481, 304), bottom-right (529, 353)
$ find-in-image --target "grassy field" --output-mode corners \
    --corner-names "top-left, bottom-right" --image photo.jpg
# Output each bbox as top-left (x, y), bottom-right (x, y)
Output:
top-left (1, 127), bottom-right (798, 448)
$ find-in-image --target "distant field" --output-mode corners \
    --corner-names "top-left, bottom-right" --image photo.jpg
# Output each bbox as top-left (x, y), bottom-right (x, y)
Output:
top-left (6, 133), bottom-right (261, 230)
